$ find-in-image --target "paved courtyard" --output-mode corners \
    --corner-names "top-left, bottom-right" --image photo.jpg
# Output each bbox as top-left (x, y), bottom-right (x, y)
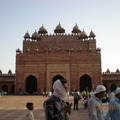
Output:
top-left (0, 96), bottom-right (89, 120)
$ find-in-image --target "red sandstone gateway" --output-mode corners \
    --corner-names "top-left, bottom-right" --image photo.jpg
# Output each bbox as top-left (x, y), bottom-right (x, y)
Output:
top-left (15, 23), bottom-right (101, 94)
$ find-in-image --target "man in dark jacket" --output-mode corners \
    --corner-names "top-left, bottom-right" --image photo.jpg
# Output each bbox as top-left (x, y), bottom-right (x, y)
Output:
top-left (43, 79), bottom-right (72, 120)
top-left (73, 89), bottom-right (80, 110)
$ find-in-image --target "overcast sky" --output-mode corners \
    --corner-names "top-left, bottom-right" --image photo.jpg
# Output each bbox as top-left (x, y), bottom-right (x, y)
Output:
top-left (0, 0), bottom-right (120, 73)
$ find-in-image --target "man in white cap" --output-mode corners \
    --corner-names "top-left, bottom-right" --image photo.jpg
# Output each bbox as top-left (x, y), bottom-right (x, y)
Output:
top-left (105, 87), bottom-right (120, 120)
top-left (87, 85), bottom-right (106, 120)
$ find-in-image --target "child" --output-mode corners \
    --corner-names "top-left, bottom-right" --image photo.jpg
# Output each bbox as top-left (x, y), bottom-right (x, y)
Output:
top-left (84, 97), bottom-right (88, 109)
top-left (26, 102), bottom-right (35, 120)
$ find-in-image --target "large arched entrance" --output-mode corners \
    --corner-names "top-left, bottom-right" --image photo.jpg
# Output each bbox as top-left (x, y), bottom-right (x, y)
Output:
top-left (80, 74), bottom-right (92, 92)
top-left (110, 84), bottom-right (117, 91)
top-left (2, 84), bottom-right (8, 92)
top-left (11, 85), bottom-right (15, 94)
top-left (26, 75), bottom-right (37, 94)
top-left (52, 75), bottom-right (64, 85)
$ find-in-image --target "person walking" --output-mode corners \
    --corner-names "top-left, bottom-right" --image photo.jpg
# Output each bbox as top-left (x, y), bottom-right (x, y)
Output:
top-left (105, 87), bottom-right (120, 120)
top-left (26, 102), bottom-right (35, 120)
top-left (87, 85), bottom-right (106, 120)
top-left (73, 89), bottom-right (80, 110)
top-left (108, 88), bottom-right (115, 102)
top-left (43, 79), bottom-right (72, 120)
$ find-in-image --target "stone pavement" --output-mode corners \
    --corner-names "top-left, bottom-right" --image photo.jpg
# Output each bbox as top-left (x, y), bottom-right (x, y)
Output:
top-left (0, 96), bottom-right (89, 120)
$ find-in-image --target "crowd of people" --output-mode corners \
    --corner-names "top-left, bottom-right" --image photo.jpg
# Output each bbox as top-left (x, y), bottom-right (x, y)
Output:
top-left (21, 78), bottom-right (120, 120)
top-left (87, 85), bottom-right (120, 120)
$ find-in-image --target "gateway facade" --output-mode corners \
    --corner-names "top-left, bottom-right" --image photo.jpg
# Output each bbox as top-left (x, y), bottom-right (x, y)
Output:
top-left (15, 23), bottom-right (102, 94)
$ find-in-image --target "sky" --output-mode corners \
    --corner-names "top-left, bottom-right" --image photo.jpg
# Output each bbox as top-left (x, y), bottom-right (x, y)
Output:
top-left (0, 0), bottom-right (120, 73)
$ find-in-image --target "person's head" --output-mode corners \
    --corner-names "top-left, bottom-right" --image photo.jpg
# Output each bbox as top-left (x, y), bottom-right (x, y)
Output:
top-left (59, 79), bottom-right (67, 90)
top-left (75, 89), bottom-right (78, 92)
top-left (53, 79), bottom-right (67, 99)
top-left (94, 85), bottom-right (106, 100)
top-left (26, 102), bottom-right (34, 110)
top-left (115, 87), bottom-right (120, 99)
top-left (110, 88), bottom-right (114, 92)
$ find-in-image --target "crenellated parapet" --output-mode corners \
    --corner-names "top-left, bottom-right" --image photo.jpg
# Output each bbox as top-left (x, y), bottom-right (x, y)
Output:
top-left (19, 39), bottom-right (100, 55)
top-left (103, 69), bottom-right (120, 75)
top-left (0, 70), bottom-right (15, 76)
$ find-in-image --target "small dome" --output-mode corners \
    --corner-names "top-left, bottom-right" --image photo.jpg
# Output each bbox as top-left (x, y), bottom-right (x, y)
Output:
top-left (79, 29), bottom-right (88, 39)
top-left (54, 22), bottom-right (65, 34)
top-left (106, 69), bottom-right (110, 73)
top-left (32, 30), bottom-right (39, 40)
top-left (16, 48), bottom-right (21, 53)
top-left (38, 24), bottom-right (48, 34)
top-left (56, 22), bottom-right (63, 29)
top-left (0, 70), bottom-right (2, 75)
top-left (24, 31), bottom-right (30, 39)
top-left (89, 30), bottom-right (96, 38)
top-left (72, 24), bottom-right (81, 33)
top-left (8, 70), bottom-right (12, 75)
top-left (116, 69), bottom-right (120, 73)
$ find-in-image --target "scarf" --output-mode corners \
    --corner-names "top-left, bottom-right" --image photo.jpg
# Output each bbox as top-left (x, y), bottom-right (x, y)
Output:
top-left (53, 80), bottom-right (67, 100)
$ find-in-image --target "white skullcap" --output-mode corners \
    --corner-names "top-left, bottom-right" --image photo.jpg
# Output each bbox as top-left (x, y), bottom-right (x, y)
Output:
top-left (115, 87), bottom-right (120, 95)
top-left (94, 85), bottom-right (106, 94)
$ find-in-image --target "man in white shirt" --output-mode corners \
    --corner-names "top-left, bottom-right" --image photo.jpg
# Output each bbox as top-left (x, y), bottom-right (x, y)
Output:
top-left (87, 85), bottom-right (106, 120)
top-left (108, 89), bottom-right (115, 102)
top-left (105, 87), bottom-right (120, 120)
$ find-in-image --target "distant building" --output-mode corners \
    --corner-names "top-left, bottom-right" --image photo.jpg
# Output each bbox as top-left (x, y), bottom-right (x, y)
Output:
top-left (0, 70), bottom-right (15, 94)
top-left (15, 23), bottom-right (101, 94)
top-left (0, 23), bottom-right (120, 94)
top-left (103, 69), bottom-right (120, 92)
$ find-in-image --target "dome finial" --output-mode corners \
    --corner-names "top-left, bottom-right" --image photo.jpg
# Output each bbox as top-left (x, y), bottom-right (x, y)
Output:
top-left (72, 23), bottom-right (81, 34)
top-left (89, 30), bottom-right (96, 39)
top-left (24, 31), bottom-right (30, 40)
top-left (54, 22), bottom-right (65, 34)
top-left (79, 29), bottom-right (88, 39)
top-left (38, 24), bottom-right (48, 35)
top-left (32, 29), bottom-right (39, 40)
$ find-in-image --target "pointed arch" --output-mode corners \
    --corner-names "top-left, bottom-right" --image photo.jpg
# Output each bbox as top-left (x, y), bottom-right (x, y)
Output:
top-left (2, 84), bottom-right (8, 92)
top-left (110, 84), bottom-right (117, 91)
top-left (26, 75), bottom-right (37, 94)
top-left (80, 74), bottom-right (92, 92)
top-left (11, 85), bottom-right (15, 94)
top-left (52, 75), bottom-right (64, 85)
